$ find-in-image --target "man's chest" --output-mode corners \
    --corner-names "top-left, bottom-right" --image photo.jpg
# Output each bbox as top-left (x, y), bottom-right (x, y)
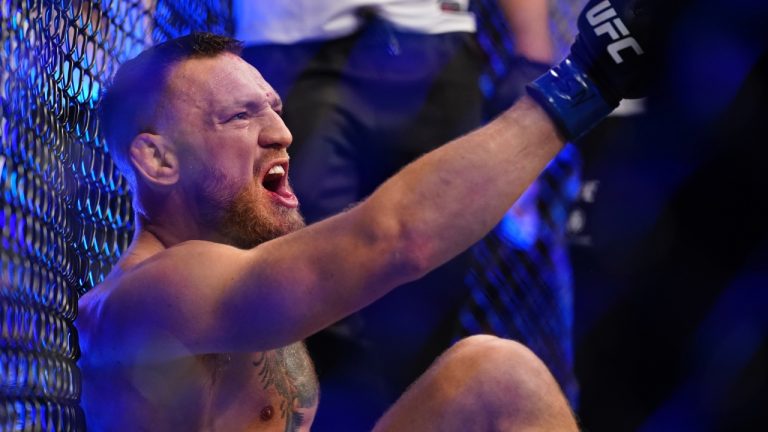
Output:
top-left (202, 343), bottom-right (319, 431)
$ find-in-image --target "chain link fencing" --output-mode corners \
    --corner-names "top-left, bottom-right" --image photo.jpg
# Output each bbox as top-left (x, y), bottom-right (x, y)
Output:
top-left (1, 1), bottom-right (231, 429)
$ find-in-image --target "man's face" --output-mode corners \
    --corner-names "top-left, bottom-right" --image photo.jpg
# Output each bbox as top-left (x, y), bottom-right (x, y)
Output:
top-left (159, 53), bottom-right (305, 247)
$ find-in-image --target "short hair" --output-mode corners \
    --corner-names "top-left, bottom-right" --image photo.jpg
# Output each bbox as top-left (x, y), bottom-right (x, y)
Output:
top-left (99, 32), bottom-right (243, 187)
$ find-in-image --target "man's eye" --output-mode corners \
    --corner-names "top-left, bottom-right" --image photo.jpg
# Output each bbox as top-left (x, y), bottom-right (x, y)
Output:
top-left (229, 112), bottom-right (248, 121)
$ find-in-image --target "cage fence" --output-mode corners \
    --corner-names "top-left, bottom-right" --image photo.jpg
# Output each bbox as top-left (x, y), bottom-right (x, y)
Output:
top-left (0, 0), bottom-right (231, 430)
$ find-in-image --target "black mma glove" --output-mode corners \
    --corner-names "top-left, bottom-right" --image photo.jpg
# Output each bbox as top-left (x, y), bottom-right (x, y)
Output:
top-left (527, 0), bottom-right (650, 139)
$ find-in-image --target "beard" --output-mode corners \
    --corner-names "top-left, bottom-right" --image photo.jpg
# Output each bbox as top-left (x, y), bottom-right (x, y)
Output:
top-left (197, 166), bottom-right (305, 249)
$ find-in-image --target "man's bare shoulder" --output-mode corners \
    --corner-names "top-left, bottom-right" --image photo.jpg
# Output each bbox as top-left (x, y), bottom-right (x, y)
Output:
top-left (80, 239), bottom-right (245, 309)
top-left (77, 239), bottom-right (253, 363)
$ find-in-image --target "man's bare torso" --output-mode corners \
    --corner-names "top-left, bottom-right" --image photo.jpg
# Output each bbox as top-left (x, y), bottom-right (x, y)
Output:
top-left (77, 255), bottom-right (319, 431)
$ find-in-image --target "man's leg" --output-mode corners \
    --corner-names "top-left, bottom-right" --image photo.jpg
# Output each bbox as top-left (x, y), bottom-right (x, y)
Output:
top-left (373, 335), bottom-right (578, 432)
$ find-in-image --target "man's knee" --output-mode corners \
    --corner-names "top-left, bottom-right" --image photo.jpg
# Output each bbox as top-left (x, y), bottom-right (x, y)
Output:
top-left (439, 335), bottom-right (548, 394)
top-left (443, 335), bottom-right (541, 375)
top-left (436, 335), bottom-right (577, 430)
top-left (374, 336), bottom-right (577, 431)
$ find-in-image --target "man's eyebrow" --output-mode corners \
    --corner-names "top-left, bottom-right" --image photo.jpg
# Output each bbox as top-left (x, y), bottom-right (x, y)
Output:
top-left (217, 90), bottom-right (281, 114)
top-left (219, 99), bottom-right (270, 112)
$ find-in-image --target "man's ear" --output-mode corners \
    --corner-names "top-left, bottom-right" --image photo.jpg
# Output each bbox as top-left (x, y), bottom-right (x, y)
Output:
top-left (128, 133), bottom-right (179, 187)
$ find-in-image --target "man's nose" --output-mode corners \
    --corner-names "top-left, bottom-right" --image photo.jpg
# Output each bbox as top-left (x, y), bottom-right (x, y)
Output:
top-left (258, 115), bottom-right (292, 149)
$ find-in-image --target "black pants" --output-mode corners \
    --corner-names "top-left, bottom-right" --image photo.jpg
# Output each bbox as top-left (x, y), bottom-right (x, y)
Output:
top-left (243, 20), bottom-right (485, 431)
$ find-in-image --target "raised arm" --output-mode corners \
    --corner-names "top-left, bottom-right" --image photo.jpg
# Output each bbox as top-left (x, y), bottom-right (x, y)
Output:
top-left (101, 98), bottom-right (562, 360)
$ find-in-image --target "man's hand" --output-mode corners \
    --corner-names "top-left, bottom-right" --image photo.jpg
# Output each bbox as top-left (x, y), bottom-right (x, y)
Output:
top-left (527, 0), bottom-right (650, 139)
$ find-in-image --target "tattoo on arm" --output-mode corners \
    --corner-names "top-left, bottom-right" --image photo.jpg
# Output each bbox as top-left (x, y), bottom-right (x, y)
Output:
top-left (252, 343), bottom-right (318, 432)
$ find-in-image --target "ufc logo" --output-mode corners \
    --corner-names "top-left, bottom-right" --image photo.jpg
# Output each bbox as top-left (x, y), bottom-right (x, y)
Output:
top-left (586, 0), bottom-right (644, 64)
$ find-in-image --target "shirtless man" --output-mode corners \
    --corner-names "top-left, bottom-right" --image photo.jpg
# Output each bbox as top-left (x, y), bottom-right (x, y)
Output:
top-left (77, 0), bottom-right (647, 429)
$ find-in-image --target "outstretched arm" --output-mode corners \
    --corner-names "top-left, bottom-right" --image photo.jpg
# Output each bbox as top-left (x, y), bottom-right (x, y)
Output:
top-left (102, 98), bottom-right (563, 360)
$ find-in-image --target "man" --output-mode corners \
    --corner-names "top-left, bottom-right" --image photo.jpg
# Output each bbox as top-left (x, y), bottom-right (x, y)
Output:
top-left (77, 0), bottom-right (647, 429)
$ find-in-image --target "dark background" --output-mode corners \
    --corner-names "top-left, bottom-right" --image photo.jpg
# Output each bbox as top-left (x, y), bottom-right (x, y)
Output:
top-left (573, 0), bottom-right (768, 429)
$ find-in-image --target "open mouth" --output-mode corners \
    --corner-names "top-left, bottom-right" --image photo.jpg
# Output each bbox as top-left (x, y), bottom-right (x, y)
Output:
top-left (259, 161), bottom-right (299, 208)
top-left (262, 163), bottom-right (287, 193)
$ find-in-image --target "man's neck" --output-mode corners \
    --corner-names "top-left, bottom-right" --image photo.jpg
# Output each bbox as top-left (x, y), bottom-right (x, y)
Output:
top-left (135, 211), bottom-right (230, 249)
top-left (115, 228), bottom-right (170, 272)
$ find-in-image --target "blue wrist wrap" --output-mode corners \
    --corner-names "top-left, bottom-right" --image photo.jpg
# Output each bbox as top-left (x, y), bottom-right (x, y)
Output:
top-left (525, 56), bottom-right (616, 141)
